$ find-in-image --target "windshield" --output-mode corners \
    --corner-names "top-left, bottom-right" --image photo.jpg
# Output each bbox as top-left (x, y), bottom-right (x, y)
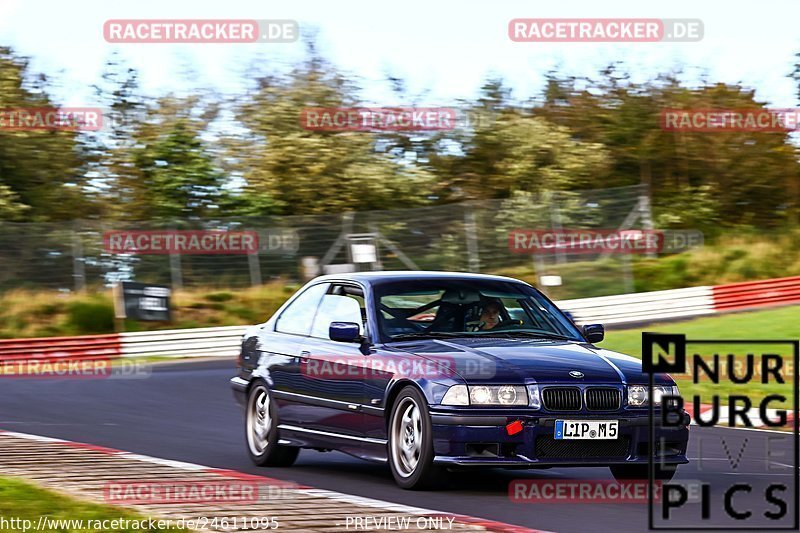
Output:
top-left (374, 278), bottom-right (583, 342)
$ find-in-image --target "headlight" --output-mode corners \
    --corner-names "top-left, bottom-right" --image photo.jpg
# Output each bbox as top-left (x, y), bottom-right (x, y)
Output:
top-left (470, 385), bottom-right (528, 406)
top-left (628, 385), bottom-right (647, 406)
top-left (441, 385), bottom-right (529, 406)
top-left (627, 385), bottom-right (680, 406)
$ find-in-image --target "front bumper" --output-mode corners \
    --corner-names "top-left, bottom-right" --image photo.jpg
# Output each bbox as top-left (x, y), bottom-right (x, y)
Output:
top-left (231, 376), bottom-right (248, 408)
top-left (429, 410), bottom-right (690, 467)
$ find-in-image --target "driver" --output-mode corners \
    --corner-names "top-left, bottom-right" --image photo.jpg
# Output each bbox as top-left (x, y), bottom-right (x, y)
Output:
top-left (478, 300), bottom-right (502, 330)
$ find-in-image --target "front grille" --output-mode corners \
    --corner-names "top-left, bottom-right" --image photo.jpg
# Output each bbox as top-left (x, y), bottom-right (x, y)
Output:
top-left (542, 387), bottom-right (581, 411)
top-left (536, 436), bottom-right (631, 459)
top-left (585, 387), bottom-right (621, 411)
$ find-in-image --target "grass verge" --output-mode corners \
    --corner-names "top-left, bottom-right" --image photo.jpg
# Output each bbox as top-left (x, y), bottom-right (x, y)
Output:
top-left (601, 306), bottom-right (799, 412)
top-left (4, 231), bottom-right (800, 338)
top-left (0, 476), bottom-right (187, 532)
top-left (0, 280), bottom-right (299, 339)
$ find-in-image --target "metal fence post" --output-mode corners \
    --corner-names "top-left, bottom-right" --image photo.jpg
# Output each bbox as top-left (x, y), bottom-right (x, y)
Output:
top-left (167, 224), bottom-right (184, 289)
top-left (639, 193), bottom-right (656, 260)
top-left (169, 252), bottom-right (183, 289)
top-left (548, 191), bottom-right (567, 265)
top-left (622, 254), bottom-right (635, 294)
top-left (72, 225), bottom-right (86, 292)
top-left (248, 248), bottom-right (262, 286)
top-left (464, 209), bottom-right (480, 272)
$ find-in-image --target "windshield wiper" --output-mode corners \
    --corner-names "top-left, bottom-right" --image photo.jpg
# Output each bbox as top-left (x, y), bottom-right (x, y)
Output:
top-left (391, 331), bottom-right (577, 342)
top-left (390, 331), bottom-right (469, 341)
top-left (475, 331), bottom-right (573, 341)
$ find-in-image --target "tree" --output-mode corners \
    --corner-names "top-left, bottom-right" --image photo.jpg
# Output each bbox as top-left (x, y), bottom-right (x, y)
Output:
top-left (428, 80), bottom-right (609, 202)
top-left (537, 67), bottom-right (800, 231)
top-left (0, 47), bottom-right (94, 221)
top-left (226, 40), bottom-right (434, 216)
top-left (122, 96), bottom-right (228, 221)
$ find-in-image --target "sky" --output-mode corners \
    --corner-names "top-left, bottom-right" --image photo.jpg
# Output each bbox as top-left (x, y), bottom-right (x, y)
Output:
top-left (0, 0), bottom-right (798, 108)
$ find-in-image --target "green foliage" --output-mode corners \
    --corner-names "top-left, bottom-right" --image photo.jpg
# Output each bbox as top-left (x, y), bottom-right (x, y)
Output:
top-left (0, 476), bottom-right (187, 532)
top-left (0, 184), bottom-right (28, 220)
top-left (632, 256), bottom-right (693, 292)
top-left (0, 44), bottom-right (798, 269)
top-left (34, 302), bottom-right (64, 316)
top-left (224, 44), bottom-right (435, 216)
top-left (602, 306), bottom-right (800, 406)
top-left (65, 300), bottom-right (115, 334)
top-left (0, 47), bottom-right (96, 222)
top-left (205, 292), bottom-right (234, 302)
top-left (537, 69), bottom-right (800, 233)
top-left (229, 306), bottom-right (260, 322)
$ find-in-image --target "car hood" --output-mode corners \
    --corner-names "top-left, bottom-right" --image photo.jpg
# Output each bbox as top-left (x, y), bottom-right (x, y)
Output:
top-left (389, 337), bottom-right (670, 385)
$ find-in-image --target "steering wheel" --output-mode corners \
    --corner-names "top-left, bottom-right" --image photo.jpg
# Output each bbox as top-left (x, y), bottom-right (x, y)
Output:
top-left (465, 319), bottom-right (524, 332)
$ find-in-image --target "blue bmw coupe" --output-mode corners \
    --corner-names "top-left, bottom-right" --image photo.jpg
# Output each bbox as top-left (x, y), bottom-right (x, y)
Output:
top-left (231, 272), bottom-right (689, 489)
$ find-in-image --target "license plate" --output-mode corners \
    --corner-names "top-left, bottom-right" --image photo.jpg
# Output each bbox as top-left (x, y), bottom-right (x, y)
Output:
top-left (554, 420), bottom-right (618, 440)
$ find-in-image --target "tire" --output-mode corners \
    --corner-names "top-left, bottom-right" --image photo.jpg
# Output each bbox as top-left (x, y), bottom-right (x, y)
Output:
top-left (245, 381), bottom-right (299, 467)
top-left (610, 463), bottom-right (677, 482)
top-left (387, 386), bottom-right (446, 489)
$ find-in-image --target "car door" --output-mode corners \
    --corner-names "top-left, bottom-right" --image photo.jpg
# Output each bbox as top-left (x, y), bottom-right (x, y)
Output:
top-left (298, 283), bottom-right (369, 436)
top-left (266, 281), bottom-right (329, 426)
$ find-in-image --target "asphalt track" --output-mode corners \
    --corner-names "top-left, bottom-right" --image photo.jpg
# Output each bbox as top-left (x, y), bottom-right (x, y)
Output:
top-left (0, 359), bottom-right (796, 532)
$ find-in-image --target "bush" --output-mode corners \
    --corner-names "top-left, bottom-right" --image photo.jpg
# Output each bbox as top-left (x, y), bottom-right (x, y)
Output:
top-left (65, 301), bottom-right (115, 334)
top-left (229, 306), bottom-right (260, 322)
top-left (35, 303), bottom-right (63, 316)
top-left (205, 292), bottom-right (234, 302)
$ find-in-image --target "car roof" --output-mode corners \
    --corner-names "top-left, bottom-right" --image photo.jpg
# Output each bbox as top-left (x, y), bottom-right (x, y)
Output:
top-left (310, 270), bottom-right (531, 287)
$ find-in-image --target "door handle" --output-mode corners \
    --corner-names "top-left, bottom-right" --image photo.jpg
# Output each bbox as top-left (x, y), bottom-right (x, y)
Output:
top-left (299, 350), bottom-right (311, 363)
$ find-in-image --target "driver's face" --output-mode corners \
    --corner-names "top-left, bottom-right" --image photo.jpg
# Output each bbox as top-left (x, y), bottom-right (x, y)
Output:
top-left (480, 306), bottom-right (500, 329)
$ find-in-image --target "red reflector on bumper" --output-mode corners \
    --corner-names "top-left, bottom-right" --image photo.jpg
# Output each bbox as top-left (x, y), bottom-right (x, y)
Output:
top-left (506, 420), bottom-right (523, 435)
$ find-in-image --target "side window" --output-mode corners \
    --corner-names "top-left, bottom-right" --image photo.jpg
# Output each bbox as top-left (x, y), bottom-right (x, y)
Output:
top-left (310, 285), bottom-right (366, 339)
top-left (275, 283), bottom-right (329, 336)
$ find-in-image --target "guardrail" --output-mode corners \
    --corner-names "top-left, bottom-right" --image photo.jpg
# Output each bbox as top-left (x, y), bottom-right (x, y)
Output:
top-left (557, 286), bottom-right (715, 326)
top-left (0, 334), bottom-right (121, 363)
top-left (711, 275), bottom-right (800, 312)
top-left (2, 276), bottom-right (800, 361)
top-left (119, 326), bottom-right (247, 358)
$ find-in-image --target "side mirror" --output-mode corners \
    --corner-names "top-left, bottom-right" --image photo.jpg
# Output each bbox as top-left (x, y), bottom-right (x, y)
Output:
top-left (583, 324), bottom-right (604, 343)
top-left (329, 321), bottom-right (361, 343)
